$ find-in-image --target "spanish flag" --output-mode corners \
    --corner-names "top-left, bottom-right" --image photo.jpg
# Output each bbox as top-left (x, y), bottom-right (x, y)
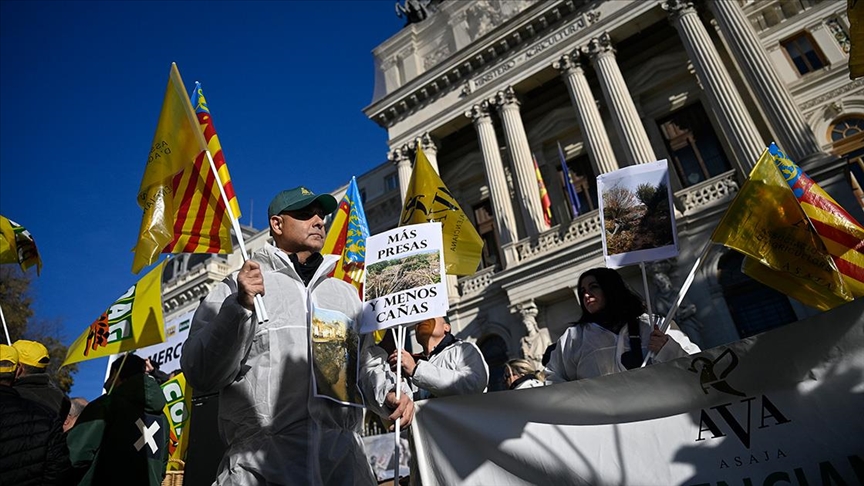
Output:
top-left (711, 148), bottom-right (853, 311)
top-left (533, 155), bottom-right (553, 228)
top-left (400, 146), bottom-right (484, 275)
top-left (63, 262), bottom-right (166, 366)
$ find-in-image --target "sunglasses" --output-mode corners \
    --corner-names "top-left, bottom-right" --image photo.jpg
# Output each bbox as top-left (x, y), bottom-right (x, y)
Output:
top-left (280, 206), bottom-right (328, 220)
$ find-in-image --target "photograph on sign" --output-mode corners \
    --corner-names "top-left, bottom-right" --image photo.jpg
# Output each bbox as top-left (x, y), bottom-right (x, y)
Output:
top-left (362, 222), bottom-right (448, 334)
top-left (310, 307), bottom-right (363, 407)
top-left (597, 159), bottom-right (678, 268)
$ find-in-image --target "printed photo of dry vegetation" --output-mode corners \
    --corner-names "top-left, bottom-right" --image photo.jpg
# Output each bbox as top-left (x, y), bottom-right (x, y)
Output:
top-left (311, 309), bottom-right (362, 406)
top-left (602, 181), bottom-right (674, 255)
top-left (366, 251), bottom-right (441, 301)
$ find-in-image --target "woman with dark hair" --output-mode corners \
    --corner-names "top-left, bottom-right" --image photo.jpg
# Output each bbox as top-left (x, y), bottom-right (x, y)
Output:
top-left (544, 267), bottom-right (699, 383)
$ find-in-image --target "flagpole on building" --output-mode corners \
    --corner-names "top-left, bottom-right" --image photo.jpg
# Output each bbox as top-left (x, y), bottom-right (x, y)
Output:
top-left (641, 240), bottom-right (713, 367)
top-left (202, 149), bottom-right (269, 323)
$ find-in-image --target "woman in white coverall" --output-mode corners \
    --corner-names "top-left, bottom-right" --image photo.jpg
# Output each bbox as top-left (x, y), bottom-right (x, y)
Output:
top-left (544, 267), bottom-right (700, 383)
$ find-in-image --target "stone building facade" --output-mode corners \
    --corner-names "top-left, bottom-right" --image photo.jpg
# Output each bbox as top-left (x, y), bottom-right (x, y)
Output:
top-left (355, 0), bottom-right (864, 390)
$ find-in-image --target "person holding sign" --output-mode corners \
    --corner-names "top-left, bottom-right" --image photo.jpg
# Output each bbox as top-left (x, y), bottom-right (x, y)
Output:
top-left (389, 316), bottom-right (489, 400)
top-left (181, 186), bottom-right (414, 486)
top-left (544, 268), bottom-right (699, 383)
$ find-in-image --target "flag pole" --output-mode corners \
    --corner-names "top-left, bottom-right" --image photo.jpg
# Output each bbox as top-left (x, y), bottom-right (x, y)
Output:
top-left (202, 149), bottom-right (269, 323)
top-left (393, 325), bottom-right (404, 482)
top-left (107, 352), bottom-right (131, 395)
top-left (639, 262), bottom-right (653, 324)
top-left (641, 240), bottom-right (713, 367)
top-left (0, 303), bottom-right (11, 344)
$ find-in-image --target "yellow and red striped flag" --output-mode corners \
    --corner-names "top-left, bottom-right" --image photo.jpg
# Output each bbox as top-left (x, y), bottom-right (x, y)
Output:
top-left (133, 64), bottom-right (209, 274)
top-left (711, 148), bottom-right (853, 311)
top-left (769, 143), bottom-right (864, 297)
top-left (164, 82), bottom-right (242, 255)
top-left (533, 155), bottom-right (553, 228)
top-left (322, 177), bottom-right (369, 297)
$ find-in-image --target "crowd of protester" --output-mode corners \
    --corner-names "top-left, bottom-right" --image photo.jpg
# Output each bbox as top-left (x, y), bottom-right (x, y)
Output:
top-left (0, 185), bottom-right (702, 486)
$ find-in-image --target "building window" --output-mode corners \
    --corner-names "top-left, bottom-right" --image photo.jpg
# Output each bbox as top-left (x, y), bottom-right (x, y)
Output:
top-left (472, 200), bottom-right (501, 270)
top-left (718, 251), bottom-right (797, 339)
top-left (781, 32), bottom-right (827, 76)
top-left (360, 189), bottom-right (367, 204)
top-left (558, 153), bottom-right (597, 217)
top-left (829, 116), bottom-right (864, 210)
top-left (658, 103), bottom-right (732, 187)
top-left (384, 173), bottom-right (399, 192)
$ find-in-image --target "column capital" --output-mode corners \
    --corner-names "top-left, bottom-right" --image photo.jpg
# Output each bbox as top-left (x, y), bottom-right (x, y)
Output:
top-left (465, 100), bottom-right (494, 122)
top-left (387, 145), bottom-right (411, 165)
top-left (509, 300), bottom-right (539, 323)
top-left (409, 132), bottom-right (438, 156)
top-left (662, 0), bottom-right (697, 20)
top-left (493, 86), bottom-right (520, 109)
top-left (582, 32), bottom-right (615, 60)
top-left (552, 51), bottom-right (584, 75)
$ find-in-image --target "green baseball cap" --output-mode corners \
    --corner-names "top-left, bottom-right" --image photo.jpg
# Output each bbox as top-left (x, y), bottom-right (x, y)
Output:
top-left (268, 186), bottom-right (338, 217)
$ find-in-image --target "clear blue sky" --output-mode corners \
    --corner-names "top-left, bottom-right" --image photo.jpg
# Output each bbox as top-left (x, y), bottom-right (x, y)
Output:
top-left (0, 0), bottom-right (404, 400)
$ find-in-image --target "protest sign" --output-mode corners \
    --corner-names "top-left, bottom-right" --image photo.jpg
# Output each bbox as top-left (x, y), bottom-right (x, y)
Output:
top-left (597, 160), bottom-right (679, 268)
top-left (361, 223), bottom-right (448, 334)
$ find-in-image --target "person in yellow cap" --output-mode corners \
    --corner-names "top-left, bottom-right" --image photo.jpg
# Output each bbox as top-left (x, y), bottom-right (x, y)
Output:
top-left (12, 339), bottom-right (71, 419)
top-left (0, 343), bottom-right (71, 486)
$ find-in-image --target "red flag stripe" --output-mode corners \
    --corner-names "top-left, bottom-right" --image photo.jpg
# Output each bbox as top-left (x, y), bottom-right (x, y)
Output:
top-left (182, 159), bottom-right (218, 253)
top-left (833, 255), bottom-right (864, 282)
top-left (796, 176), bottom-right (863, 225)
top-left (810, 219), bottom-right (864, 253)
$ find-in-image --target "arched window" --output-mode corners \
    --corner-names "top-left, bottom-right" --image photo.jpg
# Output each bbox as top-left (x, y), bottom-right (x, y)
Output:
top-left (717, 251), bottom-right (797, 339)
top-left (477, 334), bottom-right (509, 392)
top-left (829, 116), bottom-right (864, 210)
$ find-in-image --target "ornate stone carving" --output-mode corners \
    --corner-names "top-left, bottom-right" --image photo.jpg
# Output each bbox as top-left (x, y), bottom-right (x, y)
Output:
top-left (661, 0), bottom-right (696, 21)
top-left (387, 145), bottom-right (411, 165)
top-left (512, 213), bottom-right (602, 264)
top-left (511, 300), bottom-right (551, 370)
top-left (493, 85), bottom-right (519, 107)
top-left (424, 43), bottom-right (452, 70)
top-left (677, 170), bottom-right (739, 213)
top-left (800, 79), bottom-right (864, 110)
top-left (465, 0), bottom-right (535, 42)
top-left (825, 18), bottom-right (851, 54)
top-left (460, 266), bottom-right (496, 296)
top-left (408, 132), bottom-right (437, 156)
top-left (551, 51), bottom-right (581, 74)
top-left (464, 100), bottom-right (494, 122)
top-left (582, 32), bottom-right (615, 59)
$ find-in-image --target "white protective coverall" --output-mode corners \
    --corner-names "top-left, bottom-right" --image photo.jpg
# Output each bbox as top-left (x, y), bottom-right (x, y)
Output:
top-left (182, 244), bottom-right (398, 485)
top-left (408, 334), bottom-right (489, 400)
top-left (544, 314), bottom-right (700, 384)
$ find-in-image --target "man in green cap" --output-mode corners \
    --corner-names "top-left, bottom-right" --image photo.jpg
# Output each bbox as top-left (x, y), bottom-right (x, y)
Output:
top-left (182, 186), bottom-right (414, 485)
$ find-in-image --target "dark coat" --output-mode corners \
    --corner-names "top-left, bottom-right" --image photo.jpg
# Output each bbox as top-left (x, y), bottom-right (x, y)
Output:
top-left (14, 373), bottom-right (72, 419)
top-left (67, 373), bottom-right (169, 486)
top-left (0, 385), bottom-right (71, 486)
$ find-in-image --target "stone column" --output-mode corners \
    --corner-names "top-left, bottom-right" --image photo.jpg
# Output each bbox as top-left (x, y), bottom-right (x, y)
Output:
top-left (552, 52), bottom-right (619, 175)
top-left (663, 0), bottom-right (764, 172)
top-left (388, 145), bottom-right (412, 203)
top-left (510, 300), bottom-right (551, 370)
top-left (708, 0), bottom-right (823, 162)
top-left (584, 32), bottom-right (657, 166)
top-left (466, 101), bottom-right (517, 247)
top-left (494, 86), bottom-right (548, 236)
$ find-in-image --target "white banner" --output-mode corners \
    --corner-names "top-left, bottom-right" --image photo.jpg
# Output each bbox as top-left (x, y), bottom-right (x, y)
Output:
top-left (106, 309), bottom-right (195, 376)
top-left (412, 299), bottom-right (864, 485)
top-left (362, 223), bottom-right (448, 333)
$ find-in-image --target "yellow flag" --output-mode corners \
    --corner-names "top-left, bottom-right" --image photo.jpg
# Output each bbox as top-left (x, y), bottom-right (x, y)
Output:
top-left (62, 262), bottom-right (166, 366)
top-left (161, 372), bottom-right (192, 467)
top-left (132, 63), bottom-right (208, 274)
top-left (400, 146), bottom-right (484, 275)
top-left (0, 215), bottom-right (17, 265)
top-left (710, 149), bottom-right (853, 310)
